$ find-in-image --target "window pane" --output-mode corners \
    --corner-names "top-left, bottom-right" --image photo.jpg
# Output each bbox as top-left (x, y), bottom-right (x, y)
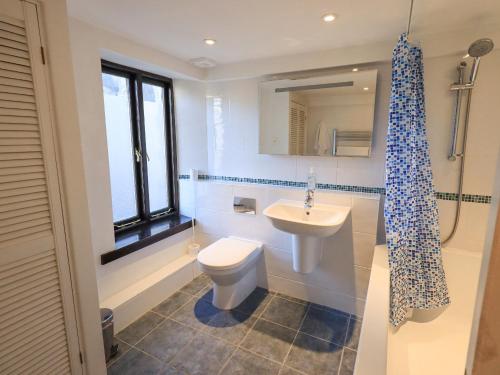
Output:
top-left (102, 72), bottom-right (138, 222)
top-left (142, 82), bottom-right (169, 213)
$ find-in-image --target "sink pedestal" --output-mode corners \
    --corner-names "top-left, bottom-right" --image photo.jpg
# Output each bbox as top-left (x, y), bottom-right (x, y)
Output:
top-left (292, 235), bottom-right (324, 273)
top-left (264, 199), bottom-right (351, 273)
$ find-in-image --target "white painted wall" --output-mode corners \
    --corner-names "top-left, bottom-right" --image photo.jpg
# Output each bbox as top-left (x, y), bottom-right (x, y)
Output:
top-left (68, 19), bottom-right (206, 302)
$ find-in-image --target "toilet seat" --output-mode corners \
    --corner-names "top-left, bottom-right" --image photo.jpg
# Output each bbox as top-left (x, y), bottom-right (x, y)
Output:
top-left (197, 237), bottom-right (262, 271)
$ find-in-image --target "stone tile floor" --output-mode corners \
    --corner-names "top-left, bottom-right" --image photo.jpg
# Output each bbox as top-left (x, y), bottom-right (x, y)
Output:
top-left (108, 274), bottom-right (361, 375)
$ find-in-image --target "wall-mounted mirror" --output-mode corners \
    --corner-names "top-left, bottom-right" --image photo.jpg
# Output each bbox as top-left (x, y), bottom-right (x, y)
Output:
top-left (259, 69), bottom-right (377, 157)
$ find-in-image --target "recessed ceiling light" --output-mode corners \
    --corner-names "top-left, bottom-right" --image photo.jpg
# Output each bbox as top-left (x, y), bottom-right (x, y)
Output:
top-left (352, 68), bottom-right (359, 72)
top-left (363, 87), bottom-right (369, 91)
top-left (322, 14), bottom-right (336, 22)
top-left (204, 38), bottom-right (216, 46)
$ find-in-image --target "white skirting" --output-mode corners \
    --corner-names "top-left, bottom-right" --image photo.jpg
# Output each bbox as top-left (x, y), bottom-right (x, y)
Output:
top-left (101, 255), bottom-right (198, 332)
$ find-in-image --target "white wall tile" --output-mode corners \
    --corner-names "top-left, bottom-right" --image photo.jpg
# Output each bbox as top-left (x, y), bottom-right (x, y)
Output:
top-left (353, 232), bottom-right (377, 268)
top-left (265, 186), bottom-right (306, 205)
top-left (261, 215), bottom-right (367, 297)
top-left (247, 154), bottom-right (298, 181)
top-left (266, 274), bottom-right (365, 316)
top-left (354, 266), bottom-right (371, 300)
top-left (315, 191), bottom-right (352, 207)
top-left (439, 200), bottom-right (491, 252)
top-left (351, 196), bottom-right (380, 234)
top-left (337, 157), bottom-right (385, 187)
top-left (174, 79), bottom-right (208, 174)
top-left (462, 151), bottom-right (499, 197)
top-left (233, 184), bottom-right (272, 214)
top-left (195, 181), bottom-right (234, 212)
top-left (179, 179), bottom-right (195, 217)
top-left (235, 210), bottom-right (292, 250)
top-left (296, 156), bottom-right (338, 184)
top-left (193, 182), bottom-right (378, 312)
top-left (196, 208), bottom-right (232, 237)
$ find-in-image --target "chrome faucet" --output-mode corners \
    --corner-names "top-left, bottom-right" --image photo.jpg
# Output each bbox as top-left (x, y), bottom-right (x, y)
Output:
top-left (304, 188), bottom-right (314, 209)
top-left (305, 167), bottom-right (316, 210)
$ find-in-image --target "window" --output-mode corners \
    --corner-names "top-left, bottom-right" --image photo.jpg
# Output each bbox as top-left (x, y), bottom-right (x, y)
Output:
top-left (101, 61), bottom-right (178, 232)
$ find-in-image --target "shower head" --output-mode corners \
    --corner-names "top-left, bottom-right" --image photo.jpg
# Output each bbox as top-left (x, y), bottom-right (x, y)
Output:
top-left (468, 38), bottom-right (494, 57)
top-left (468, 38), bottom-right (494, 83)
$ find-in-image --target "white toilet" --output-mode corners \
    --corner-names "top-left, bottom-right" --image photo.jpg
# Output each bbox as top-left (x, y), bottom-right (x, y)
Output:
top-left (197, 236), bottom-right (263, 310)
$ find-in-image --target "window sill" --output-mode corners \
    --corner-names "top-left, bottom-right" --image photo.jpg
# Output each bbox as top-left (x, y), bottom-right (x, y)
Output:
top-left (101, 214), bottom-right (193, 265)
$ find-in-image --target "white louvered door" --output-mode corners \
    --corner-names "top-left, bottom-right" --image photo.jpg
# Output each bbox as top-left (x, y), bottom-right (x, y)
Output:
top-left (0, 1), bottom-right (82, 374)
top-left (289, 101), bottom-right (306, 155)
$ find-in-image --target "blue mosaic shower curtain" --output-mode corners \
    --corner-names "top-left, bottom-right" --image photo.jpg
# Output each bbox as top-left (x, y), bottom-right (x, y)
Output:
top-left (384, 33), bottom-right (450, 327)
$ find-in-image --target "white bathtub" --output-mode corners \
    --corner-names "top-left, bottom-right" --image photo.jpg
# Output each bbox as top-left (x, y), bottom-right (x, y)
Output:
top-left (355, 245), bottom-right (482, 375)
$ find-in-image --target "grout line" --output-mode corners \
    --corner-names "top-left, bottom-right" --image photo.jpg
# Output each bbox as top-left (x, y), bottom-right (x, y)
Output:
top-left (279, 303), bottom-right (311, 373)
top-left (165, 289), bottom-right (277, 371)
top-left (117, 283), bottom-right (356, 373)
top-left (280, 304), bottom-right (311, 372)
top-left (337, 347), bottom-right (346, 375)
top-left (273, 293), bottom-right (309, 306)
top-left (151, 294), bottom-right (196, 320)
top-left (106, 337), bottom-right (133, 368)
top-left (343, 317), bottom-right (352, 348)
top-left (125, 342), bottom-right (164, 363)
top-left (308, 303), bottom-right (351, 317)
top-left (144, 298), bottom-right (195, 344)
top-left (354, 264), bottom-right (373, 271)
top-left (114, 282), bottom-right (208, 370)
top-left (280, 363), bottom-right (310, 375)
top-left (217, 291), bottom-right (276, 375)
top-left (256, 306), bottom-right (349, 346)
top-left (258, 316), bottom-right (302, 333)
top-left (118, 312), bottom-right (165, 349)
top-left (149, 310), bottom-right (167, 320)
top-left (162, 324), bottom-right (200, 371)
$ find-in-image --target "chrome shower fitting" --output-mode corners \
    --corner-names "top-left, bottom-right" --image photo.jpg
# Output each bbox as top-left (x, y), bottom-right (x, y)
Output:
top-left (450, 38), bottom-right (494, 91)
top-left (443, 38), bottom-right (494, 245)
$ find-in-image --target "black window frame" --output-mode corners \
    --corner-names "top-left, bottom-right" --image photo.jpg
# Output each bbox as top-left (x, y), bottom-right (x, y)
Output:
top-left (101, 60), bottom-right (179, 233)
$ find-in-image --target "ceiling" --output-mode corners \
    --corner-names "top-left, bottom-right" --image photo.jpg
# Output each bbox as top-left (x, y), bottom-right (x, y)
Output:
top-left (67, 0), bottom-right (500, 66)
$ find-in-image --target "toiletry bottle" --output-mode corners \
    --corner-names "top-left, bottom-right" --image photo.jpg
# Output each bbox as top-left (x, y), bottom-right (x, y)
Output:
top-left (308, 167), bottom-right (316, 191)
top-left (305, 167), bottom-right (316, 209)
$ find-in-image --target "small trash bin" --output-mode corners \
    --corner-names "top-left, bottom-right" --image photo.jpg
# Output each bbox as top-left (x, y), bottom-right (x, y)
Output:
top-left (100, 308), bottom-right (118, 362)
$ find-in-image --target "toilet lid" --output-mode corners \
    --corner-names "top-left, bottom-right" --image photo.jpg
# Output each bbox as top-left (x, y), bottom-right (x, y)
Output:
top-left (197, 237), bottom-right (261, 271)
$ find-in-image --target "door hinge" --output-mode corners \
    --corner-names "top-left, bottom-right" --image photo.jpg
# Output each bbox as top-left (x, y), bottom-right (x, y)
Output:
top-left (40, 46), bottom-right (46, 65)
top-left (79, 351), bottom-right (84, 364)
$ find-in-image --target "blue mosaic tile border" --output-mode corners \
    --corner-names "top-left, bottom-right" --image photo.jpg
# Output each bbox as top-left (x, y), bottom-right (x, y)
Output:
top-left (178, 174), bottom-right (491, 204)
top-left (435, 192), bottom-right (492, 204)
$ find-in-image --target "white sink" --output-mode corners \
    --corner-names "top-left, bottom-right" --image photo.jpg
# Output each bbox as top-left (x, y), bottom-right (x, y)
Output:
top-left (264, 199), bottom-right (351, 273)
top-left (263, 199), bottom-right (350, 237)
